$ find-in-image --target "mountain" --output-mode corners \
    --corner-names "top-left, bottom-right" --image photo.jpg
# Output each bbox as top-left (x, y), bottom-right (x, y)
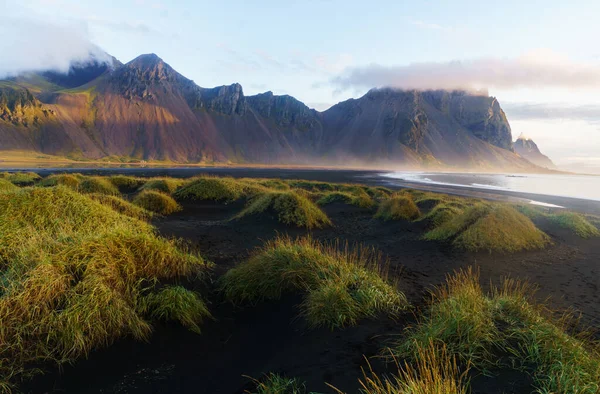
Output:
top-left (0, 53), bottom-right (541, 170)
top-left (514, 133), bottom-right (555, 169)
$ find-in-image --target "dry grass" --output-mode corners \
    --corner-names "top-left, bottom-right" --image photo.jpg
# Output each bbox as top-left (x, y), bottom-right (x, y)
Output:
top-left (221, 236), bottom-right (407, 329)
top-left (234, 191), bottom-right (331, 228)
top-left (133, 190), bottom-right (182, 215)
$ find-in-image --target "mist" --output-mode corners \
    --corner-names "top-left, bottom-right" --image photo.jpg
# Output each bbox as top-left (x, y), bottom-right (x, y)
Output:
top-left (332, 51), bottom-right (600, 92)
top-left (0, 17), bottom-right (111, 78)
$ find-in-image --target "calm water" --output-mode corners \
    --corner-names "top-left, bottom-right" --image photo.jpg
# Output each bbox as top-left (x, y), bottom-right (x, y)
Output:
top-left (382, 172), bottom-right (600, 202)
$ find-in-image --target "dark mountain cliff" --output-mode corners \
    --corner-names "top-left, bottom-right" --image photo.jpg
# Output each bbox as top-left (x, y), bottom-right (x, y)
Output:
top-left (0, 53), bottom-right (539, 170)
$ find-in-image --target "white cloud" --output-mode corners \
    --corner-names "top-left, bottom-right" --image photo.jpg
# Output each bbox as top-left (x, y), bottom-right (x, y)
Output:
top-left (0, 17), bottom-right (110, 77)
top-left (332, 50), bottom-right (600, 92)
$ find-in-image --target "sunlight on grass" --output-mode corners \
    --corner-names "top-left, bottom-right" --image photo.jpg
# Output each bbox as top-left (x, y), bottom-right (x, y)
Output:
top-left (133, 190), bottom-right (182, 215)
top-left (375, 194), bottom-right (421, 221)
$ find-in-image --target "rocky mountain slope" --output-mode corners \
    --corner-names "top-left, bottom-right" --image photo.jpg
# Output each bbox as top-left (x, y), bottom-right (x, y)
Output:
top-left (0, 53), bottom-right (540, 170)
top-left (514, 133), bottom-right (555, 169)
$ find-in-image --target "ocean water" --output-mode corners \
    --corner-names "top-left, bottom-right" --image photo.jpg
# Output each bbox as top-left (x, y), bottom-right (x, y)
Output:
top-left (382, 172), bottom-right (600, 202)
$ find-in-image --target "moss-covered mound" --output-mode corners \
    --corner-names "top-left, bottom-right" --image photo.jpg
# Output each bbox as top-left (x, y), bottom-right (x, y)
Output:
top-left (425, 204), bottom-right (549, 252)
top-left (78, 176), bottom-right (120, 195)
top-left (221, 236), bottom-right (408, 329)
top-left (375, 194), bottom-right (421, 221)
top-left (0, 187), bottom-right (209, 390)
top-left (133, 190), bottom-right (182, 215)
top-left (235, 191), bottom-right (331, 228)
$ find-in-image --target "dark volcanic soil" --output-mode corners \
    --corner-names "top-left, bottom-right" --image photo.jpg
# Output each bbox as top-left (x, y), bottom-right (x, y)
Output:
top-left (23, 184), bottom-right (600, 394)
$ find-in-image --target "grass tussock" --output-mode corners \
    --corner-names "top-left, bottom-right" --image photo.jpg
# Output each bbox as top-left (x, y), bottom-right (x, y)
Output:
top-left (424, 203), bottom-right (549, 252)
top-left (78, 176), bottom-right (120, 195)
top-left (109, 175), bottom-right (147, 192)
top-left (549, 212), bottom-right (600, 238)
top-left (88, 193), bottom-right (153, 220)
top-left (38, 173), bottom-right (82, 190)
top-left (0, 186), bottom-right (208, 389)
top-left (375, 194), bottom-right (421, 221)
top-left (0, 178), bottom-right (18, 192)
top-left (174, 176), bottom-right (249, 202)
top-left (359, 342), bottom-right (470, 394)
top-left (395, 268), bottom-right (600, 393)
top-left (140, 177), bottom-right (186, 195)
top-left (317, 190), bottom-right (375, 208)
top-left (246, 373), bottom-right (310, 394)
top-left (235, 191), bottom-right (331, 228)
top-left (133, 190), bottom-right (182, 215)
top-left (221, 236), bottom-right (408, 329)
top-left (0, 171), bottom-right (41, 186)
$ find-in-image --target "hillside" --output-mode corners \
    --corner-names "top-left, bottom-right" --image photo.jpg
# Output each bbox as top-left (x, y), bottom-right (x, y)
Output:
top-left (514, 133), bottom-right (556, 169)
top-left (0, 53), bottom-right (540, 170)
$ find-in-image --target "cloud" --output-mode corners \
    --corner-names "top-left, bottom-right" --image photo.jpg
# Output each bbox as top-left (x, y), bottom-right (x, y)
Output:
top-left (502, 102), bottom-right (600, 124)
top-left (0, 17), bottom-right (110, 77)
top-left (331, 50), bottom-right (600, 92)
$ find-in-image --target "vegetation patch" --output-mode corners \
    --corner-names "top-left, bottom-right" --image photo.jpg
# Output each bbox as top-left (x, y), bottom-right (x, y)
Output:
top-left (78, 176), bottom-right (120, 195)
top-left (38, 173), bottom-right (82, 190)
top-left (133, 190), bottom-right (182, 215)
top-left (0, 178), bottom-right (18, 192)
top-left (0, 186), bottom-right (208, 390)
top-left (235, 191), bottom-right (331, 228)
top-left (0, 171), bottom-right (41, 186)
top-left (140, 177), bottom-right (186, 195)
top-left (317, 190), bottom-right (375, 208)
top-left (548, 212), bottom-right (600, 238)
top-left (221, 236), bottom-right (407, 329)
top-left (375, 194), bottom-right (421, 221)
top-left (246, 373), bottom-right (312, 394)
top-left (424, 203), bottom-right (549, 252)
top-left (109, 175), bottom-right (147, 192)
top-left (174, 176), bottom-right (249, 202)
top-left (88, 193), bottom-right (153, 220)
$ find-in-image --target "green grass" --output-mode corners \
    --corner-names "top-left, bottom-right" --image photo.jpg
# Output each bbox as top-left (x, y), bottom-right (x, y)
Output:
top-left (235, 191), bottom-right (331, 229)
top-left (87, 193), bottom-right (153, 221)
top-left (0, 178), bottom-right (18, 192)
top-left (133, 190), bottom-right (182, 215)
top-left (0, 171), bottom-right (41, 186)
top-left (109, 175), bottom-right (147, 192)
top-left (137, 286), bottom-right (211, 334)
top-left (78, 176), bottom-right (120, 195)
top-left (0, 186), bottom-right (208, 390)
top-left (424, 203), bottom-right (549, 252)
top-left (38, 174), bottom-right (82, 190)
top-left (375, 194), bottom-right (421, 221)
top-left (246, 373), bottom-right (314, 394)
top-left (549, 212), bottom-right (600, 238)
top-left (140, 177), bottom-right (186, 195)
top-left (317, 190), bottom-right (375, 208)
top-left (221, 236), bottom-right (408, 329)
top-left (174, 176), bottom-right (249, 202)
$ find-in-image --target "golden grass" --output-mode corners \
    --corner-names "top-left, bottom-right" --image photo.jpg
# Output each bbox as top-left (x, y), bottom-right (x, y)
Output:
top-left (0, 186), bottom-right (208, 390)
top-left (133, 190), bottom-right (182, 215)
top-left (77, 176), bottom-right (120, 195)
top-left (87, 193), bottom-right (153, 220)
top-left (0, 178), bottom-right (18, 192)
top-left (234, 191), bottom-right (331, 228)
top-left (221, 236), bottom-right (408, 329)
top-left (375, 194), bottom-right (421, 221)
top-left (38, 173), bottom-right (82, 190)
top-left (140, 177), bottom-right (186, 194)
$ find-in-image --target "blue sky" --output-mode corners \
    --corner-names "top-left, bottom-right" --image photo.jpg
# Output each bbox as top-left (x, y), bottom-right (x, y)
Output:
top-left (3, 0), bottom-right (600, 171)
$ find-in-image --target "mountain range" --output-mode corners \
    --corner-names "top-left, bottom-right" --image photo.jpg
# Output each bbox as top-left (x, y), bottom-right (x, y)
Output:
top-left (0, 53), bottom-right (552, 170)
top-left (514, 133), bottom-right (555, 169)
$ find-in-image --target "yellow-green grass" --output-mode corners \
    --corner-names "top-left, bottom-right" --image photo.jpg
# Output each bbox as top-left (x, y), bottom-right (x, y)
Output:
top-left (0, 171), bottom-right (41, 186)
top-left (38, 173), bottom-right (83, 190)
top-left (133, 190), bottom-right (182, 215)
top-left (140, 177), bottom-right (186, 195)
top-left (246, 373), bottom-right (309, 394)
top-left (88, 193), bottom-right (153, 220)
top-left (517, 205), bottom-right (600, 238)
top-left (174, 176), bottom-right (250, 202)
top-left (109, 175), bottom-right (147, 192)
top-left (359, 342), bottom-right (470, 394)
top-left (394, 268), bottom-right (600, 393)
top-left (221, 236), bottom-right (408, 329)
top-left (137, 286), bottom-right (210, 334)
top-left (417, 202), bottom-right (466, 227)
top-left (235, 191), bottom-right (331, 229)
top-left (0, 186), bottom-right (208, 390)
top-left (78, 176), bottom-right (120, 195)
top-left (424, 203), bottom-right (549, 253)
top-left (0, 178), bottom-right (18, 192)
top-left (317, 190), bottom-right (375, 208)
top-left (375, 194), bottom-right (421, 221)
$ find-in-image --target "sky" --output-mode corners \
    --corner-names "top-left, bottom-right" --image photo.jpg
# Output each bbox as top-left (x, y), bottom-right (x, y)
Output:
top-left (1, 0), bottom-right (600, 172)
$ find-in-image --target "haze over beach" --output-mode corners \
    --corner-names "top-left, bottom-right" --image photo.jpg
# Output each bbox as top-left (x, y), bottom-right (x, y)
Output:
top-left (1, 0), bottom-right (600, 173)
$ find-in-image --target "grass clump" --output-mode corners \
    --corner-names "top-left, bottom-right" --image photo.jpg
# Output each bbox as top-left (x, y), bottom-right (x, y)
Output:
top-left (174, 176), bottom-right (248, 202)
top-left (78, 176), bottom-right (120, 195)
top-left (88, 193), bottom-right (152, 220)
top-left (0, 171), bottom-right (41, 186)
top-left (424, 203), bottom-right (549, 253)
top-left (246, 373), bottom-right (312, 394)
top-left (133, 190), bottom-right (182, 215)
top-left (375, 194), bottom-right (421, 221)
top-left (549, 212), bottom-right (600, 238)
top-left (221, 236), bottom-right (408, 329)
top-left (235, 191), bottom-right (331, 229)
top-left (0, 178), bottom-right (18, 192)
top-left (0, 186), bottom-right (208, 389)
top-left (317, 190), bottom-right (375, 209)
top-left (140, 177), bottom-right (186, 195)
top-left (137, 286), bottom-right (210, 334)
top-left (38, 173), bottom-right (82, 190)
top-left (109, 175), bottom-right (147, 192)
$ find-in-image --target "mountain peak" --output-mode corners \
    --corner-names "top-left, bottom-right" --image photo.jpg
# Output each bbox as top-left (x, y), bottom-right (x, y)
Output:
top-left (517, 132), bottom-right (531, 141)
top-left (128, 53), bottom-right (166, 68)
